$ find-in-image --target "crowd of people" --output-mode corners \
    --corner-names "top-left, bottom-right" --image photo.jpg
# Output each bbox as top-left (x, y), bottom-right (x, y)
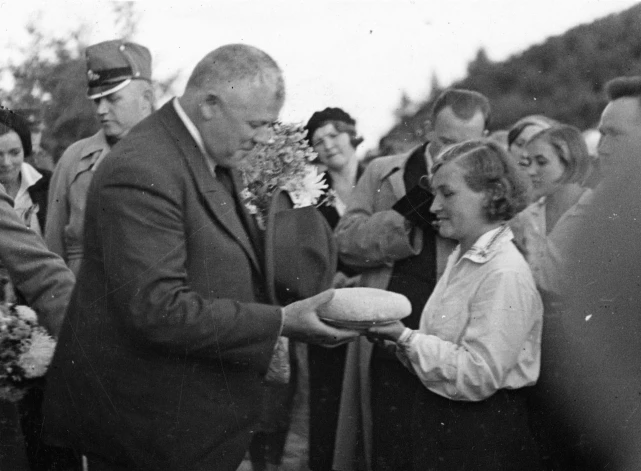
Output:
top-left (0, 37), bottom-right (640, 471)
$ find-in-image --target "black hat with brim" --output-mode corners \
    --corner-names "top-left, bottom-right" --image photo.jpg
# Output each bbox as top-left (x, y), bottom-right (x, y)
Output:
top-left (264, 189), bottom-right (337, 306)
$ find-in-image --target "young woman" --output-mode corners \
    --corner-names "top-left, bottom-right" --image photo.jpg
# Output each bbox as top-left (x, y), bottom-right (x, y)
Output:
top-left (305, 107), bottom-right (363, 471)
top-left (507, 114), bottom-right (557, 167)
top-left (367, 139), bottom-right (543, 470)
top-left (510, 124), bottom-right (592, 294)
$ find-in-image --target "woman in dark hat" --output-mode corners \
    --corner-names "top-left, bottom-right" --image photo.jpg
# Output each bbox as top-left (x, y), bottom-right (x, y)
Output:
top-left (303, 107), bottom-right (364, 471)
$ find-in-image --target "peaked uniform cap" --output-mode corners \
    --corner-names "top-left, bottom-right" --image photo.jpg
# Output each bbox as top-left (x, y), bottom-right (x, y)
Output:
top-left (85, 40), bottom-right (152, 100)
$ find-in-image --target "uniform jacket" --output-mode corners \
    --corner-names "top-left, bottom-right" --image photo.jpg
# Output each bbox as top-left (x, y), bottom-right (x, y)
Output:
top-left (0, 185), bottom-right (74, 336)
top-left (45, 130), bottom-right (110, 274)
top-left (333, 149), bottom-right (455, 471)
top-left (43, 102), bottom-right (283, 471)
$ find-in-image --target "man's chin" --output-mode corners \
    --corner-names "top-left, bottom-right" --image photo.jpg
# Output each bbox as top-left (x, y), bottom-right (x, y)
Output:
top-left (102, 126), bottom-right (125, 141)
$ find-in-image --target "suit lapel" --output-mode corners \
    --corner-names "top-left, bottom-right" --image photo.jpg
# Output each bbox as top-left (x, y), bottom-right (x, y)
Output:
top-left (157, 102), bottom-right (262, 273)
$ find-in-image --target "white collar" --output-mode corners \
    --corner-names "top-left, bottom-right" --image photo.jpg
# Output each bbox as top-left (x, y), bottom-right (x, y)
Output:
top-left (173, 98), bottom-right (210, 159)
top-left (16, 163), bottom-right (42, 200)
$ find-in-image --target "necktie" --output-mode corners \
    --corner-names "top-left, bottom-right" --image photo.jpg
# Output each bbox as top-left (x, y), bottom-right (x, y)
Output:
top-left (214, 166), bottom-right (265, 263)
top-left (215, 166), bottom-right (235, 195)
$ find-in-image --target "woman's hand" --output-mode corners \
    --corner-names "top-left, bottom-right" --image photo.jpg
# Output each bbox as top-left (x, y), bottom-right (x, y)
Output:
top-left (366, 320), bottom-right (406, 342)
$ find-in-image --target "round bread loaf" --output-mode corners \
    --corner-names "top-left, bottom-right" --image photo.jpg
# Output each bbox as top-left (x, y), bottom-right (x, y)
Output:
top-left (319, 287), bottom-right (411, 322)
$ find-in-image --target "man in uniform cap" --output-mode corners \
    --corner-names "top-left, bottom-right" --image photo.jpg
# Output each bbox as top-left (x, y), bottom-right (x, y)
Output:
top-left (46, 39), bottom-right (154, 275)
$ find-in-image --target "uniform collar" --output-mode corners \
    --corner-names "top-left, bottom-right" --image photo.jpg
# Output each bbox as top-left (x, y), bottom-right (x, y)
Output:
top-left (79, 129), bottom-right (110, 163)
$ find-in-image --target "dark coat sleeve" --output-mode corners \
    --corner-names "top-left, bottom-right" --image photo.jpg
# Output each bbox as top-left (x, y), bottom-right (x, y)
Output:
top-left (88, 144), bottom-right (282, 371)
top-left (0, 186), bottom-right (74, 336)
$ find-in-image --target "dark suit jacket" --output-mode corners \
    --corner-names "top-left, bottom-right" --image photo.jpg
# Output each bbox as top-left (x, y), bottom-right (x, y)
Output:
top-left (43, 101), bottom-right (283, 471)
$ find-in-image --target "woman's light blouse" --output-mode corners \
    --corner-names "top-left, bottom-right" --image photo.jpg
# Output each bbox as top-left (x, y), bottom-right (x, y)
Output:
top-left (396, 225), bottom-right (543, 402)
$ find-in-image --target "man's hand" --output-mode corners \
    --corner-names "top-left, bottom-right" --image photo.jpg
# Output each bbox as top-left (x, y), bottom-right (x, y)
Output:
top-left (281, 289), bottom-right (359, 347)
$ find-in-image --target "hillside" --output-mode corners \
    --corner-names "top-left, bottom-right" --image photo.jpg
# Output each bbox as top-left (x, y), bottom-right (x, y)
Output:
top-left (379, 3), bottom-right (641, 155)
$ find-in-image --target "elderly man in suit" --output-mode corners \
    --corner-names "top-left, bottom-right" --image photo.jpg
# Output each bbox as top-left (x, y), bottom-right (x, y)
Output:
top-left (42, 44), bottom-right (357, 471)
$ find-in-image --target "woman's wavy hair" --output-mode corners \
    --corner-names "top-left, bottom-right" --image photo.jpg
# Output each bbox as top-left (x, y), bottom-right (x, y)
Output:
top-left (527, 124), bottom-right (591, 185)
top-left (0, 107), bottom-right (32, 157)
top-left (432, 139), bottom-right (531, 222)
top-left (507, 114), bottom-right (558, 149)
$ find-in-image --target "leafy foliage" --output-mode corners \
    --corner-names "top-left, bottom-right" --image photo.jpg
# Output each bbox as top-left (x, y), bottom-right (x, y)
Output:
top-left (380, 3), bottom-right (641, 155)
top-left (0, 3), bottom-right (178, 162)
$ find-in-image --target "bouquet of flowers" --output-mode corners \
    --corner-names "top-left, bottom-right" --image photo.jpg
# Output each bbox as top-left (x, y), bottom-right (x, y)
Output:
top-left (239, 122), bottom-right (333, 384)
top-left (239, 122), bottom-right (332, 229)
top-left (0, 303), bottom-right (55, 401)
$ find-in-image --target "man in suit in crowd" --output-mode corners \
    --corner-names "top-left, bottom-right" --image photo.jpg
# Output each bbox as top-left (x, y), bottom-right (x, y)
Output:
top-left (46, 39), bottom-right (155, 275)
top-left (43, 44), bottom-right (356, 471)
top-left (333, 89), bottom-right (490, 470)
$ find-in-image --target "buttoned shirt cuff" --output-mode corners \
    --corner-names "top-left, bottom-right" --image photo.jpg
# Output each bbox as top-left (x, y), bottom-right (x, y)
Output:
top-left (397, 327), bottom-right (416, 346)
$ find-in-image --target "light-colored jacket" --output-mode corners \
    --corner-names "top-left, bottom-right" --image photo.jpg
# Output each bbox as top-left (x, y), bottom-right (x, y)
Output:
top-left (46, 130), bottom-right (110, 275)
top-left (333, 148), bottom-right (455, 471)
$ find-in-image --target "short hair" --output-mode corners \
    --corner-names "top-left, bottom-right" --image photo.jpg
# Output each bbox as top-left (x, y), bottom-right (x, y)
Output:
top-left (185, 44), bottom-right (285, 102)
top-left (507, 114), bottom-right (558, 148)
top-left (528, 124), bottom-right (591, 185)
top-left (432, 139), bottom-right (530, 221)
top-left (0, 108), bottom-right (32, 156)
top-left (605, 76), bottom-right (641, 102)
top-left (431, 89), bottom-right (491, 130)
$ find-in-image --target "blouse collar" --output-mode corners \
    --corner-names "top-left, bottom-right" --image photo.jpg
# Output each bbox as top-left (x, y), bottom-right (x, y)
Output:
top-left (458, 224), bottom-right (514, 264)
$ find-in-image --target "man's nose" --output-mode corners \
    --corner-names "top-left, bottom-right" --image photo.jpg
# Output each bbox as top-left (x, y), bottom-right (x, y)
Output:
top-left (430, 195), bottom-right (442, 214)
top-left (252, 126), bottom-right (272, 144)
top-left (95, 98), bottom-right (109, 115)
top-left (0, 154), bottom-right (11, 167)
top-left (525, 164), bottom-right (537, 176)
top-left (597, 135), bottom-right (608, 158)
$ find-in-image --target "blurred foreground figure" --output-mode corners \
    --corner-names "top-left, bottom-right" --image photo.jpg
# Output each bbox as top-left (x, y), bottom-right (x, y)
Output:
top-left (0, 182), bottom-right (76, 470)
top-left (534, 76), bottom-right (641, 470)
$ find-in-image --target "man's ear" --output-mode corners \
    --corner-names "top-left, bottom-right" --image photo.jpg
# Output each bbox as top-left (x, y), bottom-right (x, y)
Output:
top-left (200, 93), bottom-right (219, 120)
top-left (143, 87), bottom-right (155, 114)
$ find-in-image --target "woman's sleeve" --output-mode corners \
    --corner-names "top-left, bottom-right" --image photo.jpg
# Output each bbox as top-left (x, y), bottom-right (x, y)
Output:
top-left (397, 269), bottom-right (542, 401)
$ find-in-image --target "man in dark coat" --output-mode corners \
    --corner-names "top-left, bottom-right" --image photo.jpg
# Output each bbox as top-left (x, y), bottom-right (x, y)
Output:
top-left (43, 44), bottom-right (357, 471)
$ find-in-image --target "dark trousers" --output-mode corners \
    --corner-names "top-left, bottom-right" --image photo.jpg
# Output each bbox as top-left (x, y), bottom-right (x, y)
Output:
top-left (308, 344), bottom-right (347, 471)
top-left (370, 348), bottom-right (422, 471)
top-left (18, 384), bottom-right (81, 471)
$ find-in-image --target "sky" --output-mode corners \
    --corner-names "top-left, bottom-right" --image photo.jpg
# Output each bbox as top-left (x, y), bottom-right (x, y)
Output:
top-left (0, 0), bottom-right (639, 155)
